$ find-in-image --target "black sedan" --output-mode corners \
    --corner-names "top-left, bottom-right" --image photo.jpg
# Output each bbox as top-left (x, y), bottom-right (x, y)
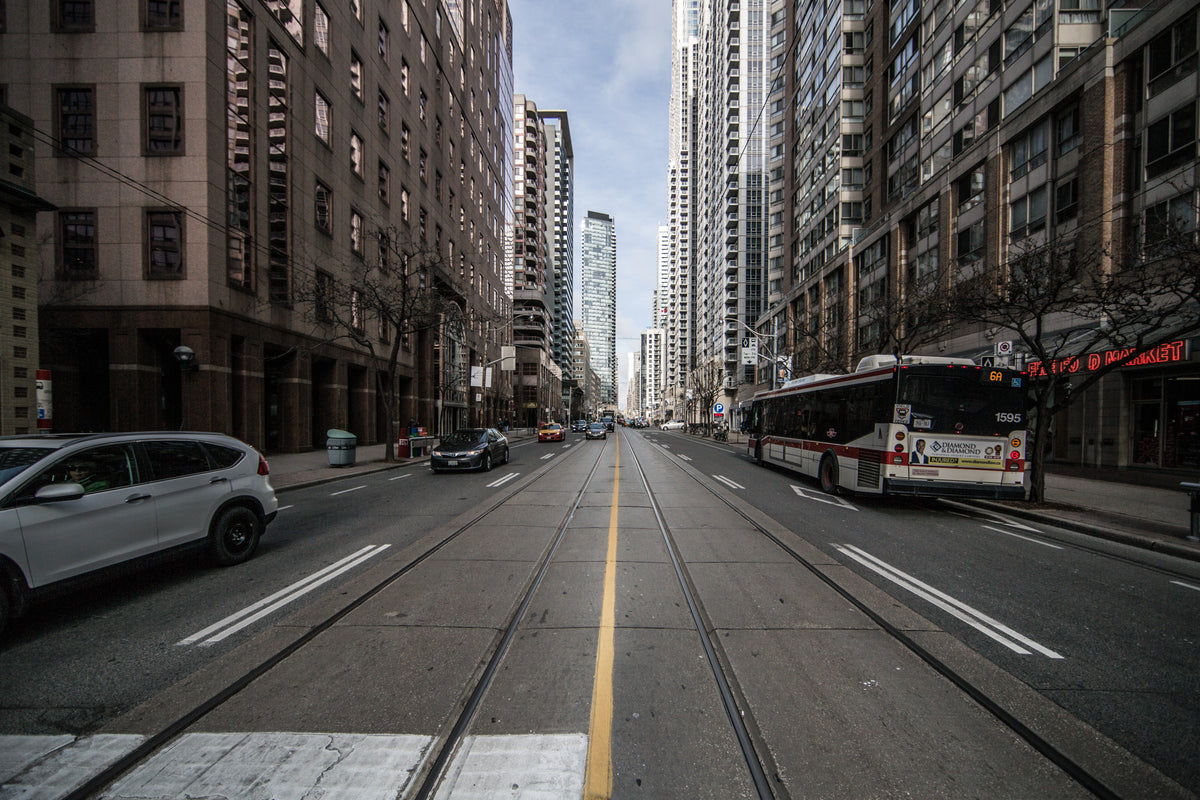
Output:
top-left (585, 422), bottom-right (607, 440)
top-left (430, 428), bottom-right (509, 472)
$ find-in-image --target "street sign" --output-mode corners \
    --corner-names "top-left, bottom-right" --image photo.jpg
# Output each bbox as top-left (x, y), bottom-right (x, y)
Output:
top-left (714, 403), bottom-right (724, 414)
top-left (741, 338), bottom-right (758, 365)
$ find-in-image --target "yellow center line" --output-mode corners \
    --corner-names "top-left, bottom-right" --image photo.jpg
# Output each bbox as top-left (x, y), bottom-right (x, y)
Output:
top-left (584, 437), bottom-right (619, 799)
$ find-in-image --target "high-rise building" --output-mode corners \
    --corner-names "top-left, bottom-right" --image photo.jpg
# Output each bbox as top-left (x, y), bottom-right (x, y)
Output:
top-left (0, 107), bottom-right (55, 436)
top-left (511, 95), bottom-right (563, 427)
top-left (756, 0), bottom-right (1200, 470)
top-left (666, 0), bottom-right (770, 416)
top-left (539, 111), bottom-right (576, 386)
top-left (3, 0), bottom-right (515, 449)
top-left (581, 210), bottom-right (617, 405)
top-left (641, 327), bottom-right (666, 424)
top-left (663, 1), bottom-right (701, 418)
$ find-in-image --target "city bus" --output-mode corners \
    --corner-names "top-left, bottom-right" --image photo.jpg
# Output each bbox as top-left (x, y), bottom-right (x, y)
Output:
top-left (745, 354), bottom-right (1028, 499)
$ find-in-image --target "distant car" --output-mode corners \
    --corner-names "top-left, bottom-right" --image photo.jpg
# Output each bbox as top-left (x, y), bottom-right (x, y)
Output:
top-left (538, 423), bottom-right (565, 442)
top-left (661, 420), bottom-right (686, 430)
top-left (430, 428), bottom-right (509, 473)
top-left (0, 431), bottom-right (278, 636)
top-left (571, 419), bottom-right (588, 432)
top-left (585, 422), bottom-right (607, 440)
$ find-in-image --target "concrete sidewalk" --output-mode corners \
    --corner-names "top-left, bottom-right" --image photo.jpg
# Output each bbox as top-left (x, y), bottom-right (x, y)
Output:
top-left (260, 430), bottom-right (1200, 562)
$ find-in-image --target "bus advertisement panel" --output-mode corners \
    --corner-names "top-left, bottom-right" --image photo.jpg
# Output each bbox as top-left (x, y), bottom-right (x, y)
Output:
top-left (747, 356), bottom-right (1028, 499)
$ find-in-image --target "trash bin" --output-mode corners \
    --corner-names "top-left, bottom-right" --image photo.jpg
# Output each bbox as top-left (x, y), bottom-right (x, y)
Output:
top-left (326, 429), bottom-right (357, 466)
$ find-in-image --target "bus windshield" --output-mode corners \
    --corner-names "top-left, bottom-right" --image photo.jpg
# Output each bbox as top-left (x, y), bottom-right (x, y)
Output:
top-left (897, 369), bottom-right (1027, 436)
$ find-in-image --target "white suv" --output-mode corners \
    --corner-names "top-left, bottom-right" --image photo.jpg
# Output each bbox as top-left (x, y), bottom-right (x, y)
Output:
top-left (0, 432), bottom-right (278, 635)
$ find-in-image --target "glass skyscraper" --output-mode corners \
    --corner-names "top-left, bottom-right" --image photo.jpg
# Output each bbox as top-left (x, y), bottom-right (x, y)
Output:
top-left (581, 211), bottom-right (617, 405)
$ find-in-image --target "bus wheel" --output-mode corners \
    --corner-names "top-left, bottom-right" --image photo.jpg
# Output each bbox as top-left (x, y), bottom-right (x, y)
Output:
top-left (819, 454), bottom-right (839, 495)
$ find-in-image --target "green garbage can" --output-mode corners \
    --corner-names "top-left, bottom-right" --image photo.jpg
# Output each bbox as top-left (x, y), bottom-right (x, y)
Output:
top-left (326, 429), bottom-right (357, 466)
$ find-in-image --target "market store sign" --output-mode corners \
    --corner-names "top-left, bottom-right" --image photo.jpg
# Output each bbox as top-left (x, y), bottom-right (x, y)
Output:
top-left (1027, 340), bottom-right (1187, 378)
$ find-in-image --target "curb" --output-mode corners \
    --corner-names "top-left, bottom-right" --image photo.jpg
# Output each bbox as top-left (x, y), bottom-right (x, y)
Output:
top-left (963, 499), bottom-right (1200, 563)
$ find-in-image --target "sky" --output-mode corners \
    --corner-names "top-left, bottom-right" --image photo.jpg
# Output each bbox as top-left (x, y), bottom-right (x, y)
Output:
top-left (507, 0), bottom-right (673, 408)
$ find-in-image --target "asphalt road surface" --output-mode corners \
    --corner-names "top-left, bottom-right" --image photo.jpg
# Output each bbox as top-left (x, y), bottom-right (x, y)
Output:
top-left (1, 429), bottom-right (1196, 799)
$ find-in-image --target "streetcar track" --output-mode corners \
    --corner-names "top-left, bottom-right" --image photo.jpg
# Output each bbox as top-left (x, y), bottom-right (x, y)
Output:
top-left (630, 430), bottom-right (1127, 800)
top-left (61, 437), bottom-right (606, 800)
top-left (624, 435), bottom-right (783, 800)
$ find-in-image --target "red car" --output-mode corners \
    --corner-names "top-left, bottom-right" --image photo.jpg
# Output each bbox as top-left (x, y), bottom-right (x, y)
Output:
top-left (538, 423), bottom-right (565, 442)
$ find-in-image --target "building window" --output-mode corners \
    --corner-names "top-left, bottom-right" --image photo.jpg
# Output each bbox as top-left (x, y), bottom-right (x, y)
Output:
top-left (1009, 186), bottom-right (1047, 238)
top-left (315, 90), bottom-right (331, 145)
top-left (955, 165), bottom-right (985, 213)
top-left (315, 181), bottom-right (332, 234)
top-left (314, 2), bottom-right (329, 56)
top-left (144, 85), bottom-right (184, 154)
top-left (1146, 102), bottom-right (1196, 179)
top-left (349, 0), bottom-right (360, 21)
top-left (957, 218), bottom-right (985, 263)
top-left (350, 209), bottom-right (363, 255)
top-left (316, 270), bottom-right (333, 321)
top-left (144, 0), bottom-right (182, 30)
top-left (1146, 11), bottom-right (1196, 97)
top-left (59, 209), bottom-right (98, 278)
top-left (400, 186), bottom-right (409, 222)
top-left (351, 288), bottom-right (365, 333)
top-left (400, 59), bottom-right (410, 95)
top-left (1009, 118), bottom-right (1049, 179)
top-left (378, 159), bottom-right (390, 203)
top-left (146, 209), bottom-right (183, 277)
top-left (377, 89), bottom-right (390, 134)
top-left (350, 51), bottom-right (363, 101)
top-left (56, 86), bottom-right (95, 155)
top-left (378, 17), bottom-right (389, 61)
top-left (350, 130), bottom-right (363, 177)
top-left (1055, 177), bottom-right (1078, 224)
top-left (1057, 106), bottom-right (1080, 155)
top-left (55, 0), bottom-right (93, 31)
top-left (400, 123), bottom-right (410, 160)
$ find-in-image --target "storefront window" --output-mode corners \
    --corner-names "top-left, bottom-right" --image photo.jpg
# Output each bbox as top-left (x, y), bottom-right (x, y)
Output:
top-left (1132, 375), bottom-right (1200, 467)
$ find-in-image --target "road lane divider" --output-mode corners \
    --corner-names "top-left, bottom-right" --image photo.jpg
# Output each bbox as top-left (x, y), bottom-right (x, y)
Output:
top-left (982, 524), bottom-right (1062, 549)
top-left (330, 485), bottom-right (367, 496)
top-left (177, 545), bottom-right (391, 646)
top-left (486, 472), bottom-right (519, 488)
top-left (834, 543), bottom-right (1063, 659)
top-left (712, 474), bottom-right (746, 490)
top-left (584, 442), bottom-right (619, 798)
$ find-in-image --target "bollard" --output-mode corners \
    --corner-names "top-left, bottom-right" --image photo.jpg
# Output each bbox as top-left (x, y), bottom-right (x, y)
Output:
top-left (1180, 482), bottom-right (1200, 542)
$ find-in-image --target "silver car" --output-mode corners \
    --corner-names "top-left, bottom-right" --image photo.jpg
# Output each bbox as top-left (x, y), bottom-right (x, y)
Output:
top-left (0, 431), bottom-right (278, 635)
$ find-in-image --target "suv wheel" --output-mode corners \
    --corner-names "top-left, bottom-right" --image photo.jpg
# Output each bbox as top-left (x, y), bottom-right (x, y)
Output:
top-left (210, 506), bottom-right (262, 566)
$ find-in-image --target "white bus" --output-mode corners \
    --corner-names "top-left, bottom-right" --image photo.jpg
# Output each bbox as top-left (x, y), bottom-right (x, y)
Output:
top-left (745, 355), bottom-right (1028, 499)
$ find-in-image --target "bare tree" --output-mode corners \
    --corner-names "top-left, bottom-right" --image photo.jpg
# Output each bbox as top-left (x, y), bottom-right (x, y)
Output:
top-left (687, 359), bottom-right (725, 435)
top-left (294, 228), bottom-right (474, 461)
top-left (948, 208), bottom-right (1200, 502)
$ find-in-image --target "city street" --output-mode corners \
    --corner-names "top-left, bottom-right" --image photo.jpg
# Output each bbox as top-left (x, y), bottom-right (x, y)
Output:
top-left (1, 429), bottom-right (1197, 799)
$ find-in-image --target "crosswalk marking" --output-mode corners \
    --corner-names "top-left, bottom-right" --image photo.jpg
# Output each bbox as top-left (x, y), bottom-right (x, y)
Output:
top-left (0, 733), bottom-right (589, 800)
